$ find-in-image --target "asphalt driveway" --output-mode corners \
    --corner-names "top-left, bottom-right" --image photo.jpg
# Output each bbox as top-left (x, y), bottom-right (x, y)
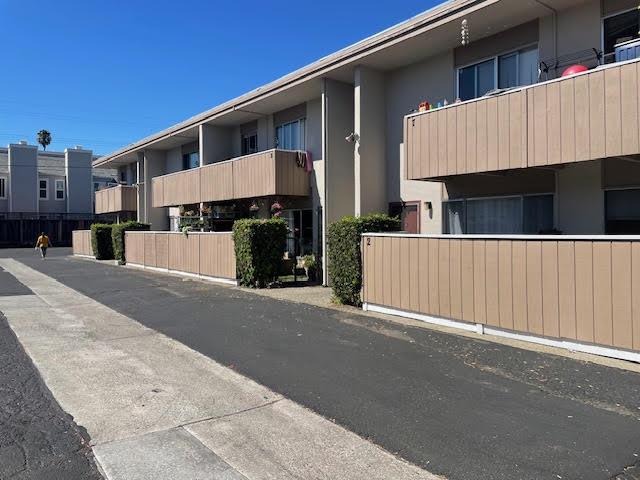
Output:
top-left (2, 247), bottom-right (640, 480)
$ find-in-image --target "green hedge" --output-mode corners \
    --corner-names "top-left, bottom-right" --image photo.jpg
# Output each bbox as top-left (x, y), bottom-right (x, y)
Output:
top-left (112, 221), bottom-right (151, 264)
top-left (327, 213), bottom-right (401, 306)
top-left (233, 218), bottom-right (288, 288)
top-left (90, 224), bottom-right (114, 260)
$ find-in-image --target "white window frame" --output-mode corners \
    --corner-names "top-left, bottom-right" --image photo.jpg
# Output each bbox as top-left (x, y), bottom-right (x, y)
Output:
top-left (38, 178), bottom-right (49, 200)
top-left (275, 117), bottom-right (306, 151)
top-left (55, 179), bottom-right (65, 201)
top-left (456, 43), bottom-right (538, 101)
top-left (0, 176), bottom-right (6, 199)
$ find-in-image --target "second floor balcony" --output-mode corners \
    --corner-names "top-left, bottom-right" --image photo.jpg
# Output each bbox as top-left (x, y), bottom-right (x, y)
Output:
top-left (405, 57), bottom-right (640, 181)
top-left (95, 185), bottom-right (137, 214)
top-left (152, 149), bottom-right (310, 208)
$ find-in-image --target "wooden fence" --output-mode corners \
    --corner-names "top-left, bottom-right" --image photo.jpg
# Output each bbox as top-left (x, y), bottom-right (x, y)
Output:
top-left (72, 230), bottom-right (93, 256)
top-left (362, 234), bottom-right (640, 357)
top-left (125, 231), bottom-right (236, 283)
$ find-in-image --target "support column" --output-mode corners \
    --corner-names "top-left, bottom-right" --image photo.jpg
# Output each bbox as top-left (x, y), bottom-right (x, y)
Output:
top-left (136, 152), bottom-right (145, 223)
top-left (65, 146), bottom-right (93, 214)
top-left (322, 78), bottom-right (355, 285)
top-left (143, 150), bottom-right (169, 230)
top-left (354, 66), bottom-right (387, 216)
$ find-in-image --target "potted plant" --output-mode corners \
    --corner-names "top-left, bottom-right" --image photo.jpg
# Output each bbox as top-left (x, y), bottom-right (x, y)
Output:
top-left (270, 201), bottom-right (283, 218)
top-left (302, 254), bottom-right (317, 282)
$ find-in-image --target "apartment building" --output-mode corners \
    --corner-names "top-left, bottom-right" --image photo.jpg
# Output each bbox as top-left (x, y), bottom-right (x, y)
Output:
top-left (94, 0), bottom-right (640, 285)
top-left (0, 141), bottom-right (115, 245)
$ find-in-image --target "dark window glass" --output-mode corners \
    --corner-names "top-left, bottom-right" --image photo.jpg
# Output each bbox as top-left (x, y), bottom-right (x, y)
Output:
top-left (523, 194), bottom-right (554, 233)
top-left (241, 133), bottom-right (258, 155)
top-left (476, 59), bottom-right (495, 97)
top-left (603, 9), bottom-right (639, 55)
top-left (458, 66), bottom-right (476, 101)
top-left (182, 152), bottom-right (199, 170)
top-left (606, 189), bottom-right (640, 233)
top-left (498, 53), bottom-right (518, 89)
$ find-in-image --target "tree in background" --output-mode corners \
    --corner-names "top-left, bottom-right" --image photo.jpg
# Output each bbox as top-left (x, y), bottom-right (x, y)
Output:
top-left (37, 130), bottom-right (52, 151)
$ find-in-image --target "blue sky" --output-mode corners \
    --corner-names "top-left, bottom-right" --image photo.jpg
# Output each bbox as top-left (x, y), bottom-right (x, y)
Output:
top-left (0, 0), bottom-right (436, 155)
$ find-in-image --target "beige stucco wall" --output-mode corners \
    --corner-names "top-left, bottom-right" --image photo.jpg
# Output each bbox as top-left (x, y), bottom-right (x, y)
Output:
top-left (354, 66), bottom-right (387, 215)
top-left (200, 124), bottom-right (233, 165)
top-left (144, 149), bottom-right (169, 230)
top-left (385, 50), bottom-right (453, 233)
top-left (323, 78), bottom-right (355, 225)
top-left (557, 160), bottom-right (604, 234)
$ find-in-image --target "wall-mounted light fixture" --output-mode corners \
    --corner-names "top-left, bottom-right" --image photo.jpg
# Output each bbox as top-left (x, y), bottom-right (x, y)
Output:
top-left (345, 132), bottom-right (360, 143)
top-left (425, 201), bottom-right (433, 212)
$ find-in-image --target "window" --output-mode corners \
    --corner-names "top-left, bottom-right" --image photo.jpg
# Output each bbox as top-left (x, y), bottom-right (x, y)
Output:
top-left (457, 46), bottom-right (538, 101)
top-left (55, 179), bottom-right (65, 200)
top-left (0, 177), bottom-right (5, 199)
top-left (182, 152), bottom-right (200, 170)
top-left (605, 189), bottom-right (640, 234)
top-left (241, 132), bottom-right (258, 155)
top-left (443, 194), bottom-right (553, 234)
top-left (603, 9), bottom-right (639, 58)
top-left (39, 179), bottom-right (48, 200)
top-left (282, 209), bottom-right (313, 255)
top-left (276, 118), bottom-right (306, 150)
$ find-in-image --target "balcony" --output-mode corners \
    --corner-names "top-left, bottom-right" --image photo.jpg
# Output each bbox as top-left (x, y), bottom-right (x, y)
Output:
top-left (405, 58), bottom-right (640, 180)
top-left (152, 149), bottom-right (310, 208)
top-left (95, 185), bottom-right (137, 214)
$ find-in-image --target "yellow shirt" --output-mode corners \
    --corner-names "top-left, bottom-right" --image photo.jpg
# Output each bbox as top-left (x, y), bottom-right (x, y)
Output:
top-left (36, 235), bottom-right (49, 248)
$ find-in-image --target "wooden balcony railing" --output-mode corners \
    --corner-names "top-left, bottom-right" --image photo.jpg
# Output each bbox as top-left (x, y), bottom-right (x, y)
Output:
top-left (95, 185), bottom-right (137, 214)
top-left (405, 58), bottom-right (640, 180)
top-left (152, 149), bottom-right (309, 208)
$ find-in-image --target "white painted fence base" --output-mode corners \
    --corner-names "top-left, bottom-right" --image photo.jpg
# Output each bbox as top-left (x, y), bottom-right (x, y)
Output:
top-left (126, 263), bottom-right (238, 286)
top-left (363, 303), bottom-right (640, 364)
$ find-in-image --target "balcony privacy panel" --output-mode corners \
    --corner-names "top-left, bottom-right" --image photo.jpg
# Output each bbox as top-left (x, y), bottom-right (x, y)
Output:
top-left (362, 235), bottom-right (640, 353)
top-left (124, 231), bottom-right (236, 281)
top-left (95, 185), bottom-right (137, 214)
top-left (405, 60), bottom-right (640, 179)
top-left (152, 150), bottom-right (309, 207)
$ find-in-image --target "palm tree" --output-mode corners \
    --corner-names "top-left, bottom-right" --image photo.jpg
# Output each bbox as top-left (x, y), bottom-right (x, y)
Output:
top-left (37, 130), bottom-right (52, 151)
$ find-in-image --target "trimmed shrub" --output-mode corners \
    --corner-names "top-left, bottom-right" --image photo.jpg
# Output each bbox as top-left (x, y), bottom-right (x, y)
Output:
top-left (327, 213), bottom-right (401, 306)
top-left (91, 224), bottom-right (114, 260)
top-left (111, 221), bottom-right (151, 264)
top-left (233, 218), bottom-right (288, 288)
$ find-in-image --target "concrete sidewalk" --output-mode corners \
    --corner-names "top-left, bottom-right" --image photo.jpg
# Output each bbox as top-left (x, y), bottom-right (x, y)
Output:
top-left (0, 258), bottom-right (438, 480)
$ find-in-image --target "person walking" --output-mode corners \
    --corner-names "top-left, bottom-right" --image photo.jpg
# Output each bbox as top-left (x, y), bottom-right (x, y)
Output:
top-left (35, 232), bottom-right (51, 259)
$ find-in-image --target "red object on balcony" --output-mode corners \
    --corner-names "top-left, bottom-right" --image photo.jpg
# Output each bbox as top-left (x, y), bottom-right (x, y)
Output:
top-left (561, 64), bottom-right (588, 77)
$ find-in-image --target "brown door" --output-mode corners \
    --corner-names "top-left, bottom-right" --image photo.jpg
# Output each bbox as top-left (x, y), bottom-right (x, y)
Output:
top-left (389, 202), bottom-right (420, 234)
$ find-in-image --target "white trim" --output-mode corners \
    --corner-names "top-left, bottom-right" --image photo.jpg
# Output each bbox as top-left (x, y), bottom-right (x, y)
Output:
top-left (364, 303), bottom-right (640, 363)
top-left (363, 303), bottom-right (479, 332)
top-left (0, 176), bottom-right (6, 199)
top-left (362, 232), bottom-right (640, 241)
top-left (38, 178), bottom-right (48, 200)
top-left (54, 179), bottom-right (65, 201)
top-left (126, 262), bottom-right (238, 286)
